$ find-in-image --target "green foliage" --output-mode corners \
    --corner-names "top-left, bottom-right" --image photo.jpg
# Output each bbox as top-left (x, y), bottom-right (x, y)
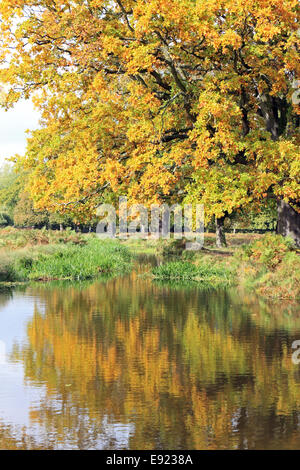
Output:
top-left (152, 260), bottom-right (233, 287)
top-left (27, 239), bottom-right (132, 281)
top-left (0, 165), bottom-right (22, 219)
top-left (0, 257), bottom-right (17, 282)
top-left (13, 191), bottom-right (48, 228)
top-left (153, 234), bottom-right (300, 298)
top-left (48, 211), bottom-right (72, 229)
top-left (0, 167), bottom-right (74, 229)
top-left (0, 238), bottom-right (132, 282)
top-left (157, 239), bottom-right (187, 257)
top-left (153, 261), bottom-right (199, 280)
top-left (237, 234), bottom-right (294, 269)
top-left (230, 201), bottom-right (278, 232)
top-left (0, 210), bottom-right (12, 227)
top-left (236, 234), bottom-right (300, 299)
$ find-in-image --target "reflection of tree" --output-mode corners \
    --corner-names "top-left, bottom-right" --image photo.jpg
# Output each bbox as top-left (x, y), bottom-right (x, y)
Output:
top-left (0, 420), bottom-right (46, 450)
top-left (8, 277), bottom-right (300, 449)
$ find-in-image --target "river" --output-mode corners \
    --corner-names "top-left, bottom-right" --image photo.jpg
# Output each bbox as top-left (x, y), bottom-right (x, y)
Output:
top-left (0, 256), bottom-right (300, 449)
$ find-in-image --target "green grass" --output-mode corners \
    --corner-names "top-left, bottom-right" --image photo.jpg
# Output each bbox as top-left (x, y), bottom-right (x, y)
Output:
top-left (145, 234), bottom-right (300, 298)
top-left (1, 230), bottom-right (298, 299)
top-left (152, 260), bottom-right (234, 287)
top-left (0, 239), bottom-right (132, 282)
top-left (0, 245), bottom-right (59, 282)
top-left (121, 238), bottom-right (159, 255)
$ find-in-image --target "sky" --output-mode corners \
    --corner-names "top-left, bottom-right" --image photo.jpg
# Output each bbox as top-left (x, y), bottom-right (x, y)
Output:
top-left (0, 99), bottom-right (40, 167)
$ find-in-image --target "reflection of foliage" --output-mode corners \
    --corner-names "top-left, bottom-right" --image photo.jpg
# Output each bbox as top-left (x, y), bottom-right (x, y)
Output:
top-left (153, 279), bottom-right (214, 291)
top-left (180, 313), bottom-right (248, 385)
top-left (7, 275), bottom-right (300, 450)
top-left (0, 289), bottom-right (13, 307)
top-left (0, 420), bottom-right (46, 450)
top-left (229, 288), bottom-right (300, 332)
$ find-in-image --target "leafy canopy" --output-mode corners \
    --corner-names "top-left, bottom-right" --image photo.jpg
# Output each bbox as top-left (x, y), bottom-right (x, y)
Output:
top-left (0, 0), bottom-right (299, 221)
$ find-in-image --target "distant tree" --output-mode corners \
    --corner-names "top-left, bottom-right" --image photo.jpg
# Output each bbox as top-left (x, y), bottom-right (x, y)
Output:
top-left (230, 201), bottom-right (278, 232)
top-left (0, 165), bottom-right (22, 220)
top-left (48, 212), bottom-right (73, 231)
top-left (13, 191), bottom-right (48, 228)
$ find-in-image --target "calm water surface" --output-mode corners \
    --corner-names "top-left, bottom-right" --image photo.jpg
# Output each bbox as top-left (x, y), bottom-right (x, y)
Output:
top-left (0, 257), bottom-right (300, 450)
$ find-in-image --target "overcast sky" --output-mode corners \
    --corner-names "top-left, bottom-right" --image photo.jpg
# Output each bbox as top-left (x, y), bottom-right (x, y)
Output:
top-left (0, 99), bottom-right (40, 167)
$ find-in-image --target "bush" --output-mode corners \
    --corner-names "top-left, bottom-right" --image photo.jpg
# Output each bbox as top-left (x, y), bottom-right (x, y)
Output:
top-left (0, 258), bottom-right (17, 282)
top-left (237, 234), bottom-right (294, 269)
top-left (236, 234), bottom-right (300, 299)
top-left (0, 211), bottom-right (13, 227)
top-left (256, 251), bottom-right (300, 299)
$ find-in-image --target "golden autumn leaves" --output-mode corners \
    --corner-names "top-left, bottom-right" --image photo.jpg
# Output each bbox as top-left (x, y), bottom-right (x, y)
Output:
top-left (0, 0), bottom-right (298, 222)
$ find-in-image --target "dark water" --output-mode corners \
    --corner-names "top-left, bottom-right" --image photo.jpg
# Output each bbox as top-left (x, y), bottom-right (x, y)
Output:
top-left (1, 257), bottom-right (300, 450)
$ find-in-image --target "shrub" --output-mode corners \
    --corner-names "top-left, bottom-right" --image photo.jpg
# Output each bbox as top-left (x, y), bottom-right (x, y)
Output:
top-left (237, 234), bottom-right (294, 270)
top-left (236, 234), bottom-right (300, 299)
top-left (0, 211), bottom-right (12, 227)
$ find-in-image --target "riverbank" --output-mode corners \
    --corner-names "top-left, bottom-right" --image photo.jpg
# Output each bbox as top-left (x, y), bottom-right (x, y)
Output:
top-left (0, 228), bottom-right (299, 299)
top-left (123, 234), bottom-right (300, 299)
top-left (0, 228), bottom-right (132, 283)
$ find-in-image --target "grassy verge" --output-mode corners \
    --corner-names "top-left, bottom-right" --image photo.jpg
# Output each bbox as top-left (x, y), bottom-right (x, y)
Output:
top-left (0, 238), bottom-right (132, 282)
top-left (1, 229), bottom-right (298, 299)
top-left (150, 234), bottom-right (300, 299)
top-left (234, 234), bottom-right (300, 299)
top-left (152, 259), bottom-right (234, 288)
top-left (0, 226), bottom-right (87, 249)
top-left (121, 238), bottom-right (159, 255)
top-left (122, 233), bottom-right (262, 258)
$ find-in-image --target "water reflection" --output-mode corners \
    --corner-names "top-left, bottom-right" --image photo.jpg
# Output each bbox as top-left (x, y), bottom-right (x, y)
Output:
top-left (0, 264), bottom-right (300, 449)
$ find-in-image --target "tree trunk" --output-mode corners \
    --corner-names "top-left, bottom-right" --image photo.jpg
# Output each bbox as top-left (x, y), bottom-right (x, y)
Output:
top-left (60, 223), bottom-right (63, 231)
top-left (216, 216), bottom-right (227, 248)
top-left (277, 199), bottom-right (300, 247)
